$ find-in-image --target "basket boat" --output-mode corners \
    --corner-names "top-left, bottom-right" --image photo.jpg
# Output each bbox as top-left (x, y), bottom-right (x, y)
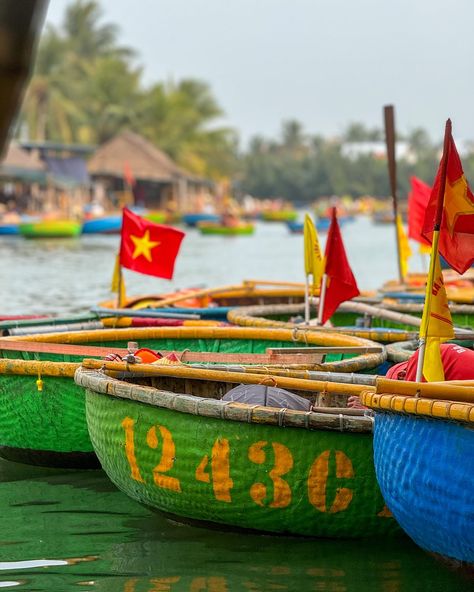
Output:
top-left (361, 381), bottom-right (474, 569)
top-left (227, 302), bottom-right (474, 341)
top-left (81, 215), bottom-right (122, 234)
top-left (197, 222), bottom-right (255, 235)
top-left (261, 210), bottom-right (298, 222)
top-left (74, 361), bottom-right (400, 538)
top-left (182, 213), bottom-right (220, 227)
top-left (18, 219), bottom-right (82, 238)
top-left (0, 326), bottom-right (385, 467)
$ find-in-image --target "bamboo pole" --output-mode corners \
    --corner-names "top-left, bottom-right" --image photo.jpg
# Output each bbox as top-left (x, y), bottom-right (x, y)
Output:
top-left (81, 358), bottom-right (373, 396)
top-left (376, 376), bottom-right (474, 402)
top-left (384, 104), bottom-right (404, 283)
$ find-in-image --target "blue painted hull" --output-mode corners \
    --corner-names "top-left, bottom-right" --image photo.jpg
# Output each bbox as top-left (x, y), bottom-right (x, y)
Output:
top-left (373, 412), bottom-right (474, 565)
top-left (182, 213), bottom-right (220, 227)
top-left (82, 216), bottom-right (122, 234)
top-left (0, 224), bottom-right (19, 235)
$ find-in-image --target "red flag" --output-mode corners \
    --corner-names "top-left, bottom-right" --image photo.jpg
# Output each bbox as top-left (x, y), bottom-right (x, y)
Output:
top-left (123, 162), bottom-right (135, 187)
top-left (422, 131), bottom-right (474, 274)
top-left (119, 208), bottom-right (185, 279)
top-left (408, 176), bottom-right (431, 246)
top-left (321, 207), bottom-right (360, 324)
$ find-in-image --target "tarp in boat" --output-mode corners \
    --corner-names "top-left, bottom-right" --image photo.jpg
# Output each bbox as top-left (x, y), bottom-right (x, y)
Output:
top-left (222, 384), bottom-right (311, 411)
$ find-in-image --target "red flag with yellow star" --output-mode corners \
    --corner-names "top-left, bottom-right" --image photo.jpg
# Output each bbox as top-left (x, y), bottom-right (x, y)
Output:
top-left (422, 131), bottom-right (474, 274)
top-left (119, 208), bottom-right (185, 279)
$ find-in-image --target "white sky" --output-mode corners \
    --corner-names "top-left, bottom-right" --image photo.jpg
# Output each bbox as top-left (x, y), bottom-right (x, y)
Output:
top-left (45, 0), bottom-right (474, 146)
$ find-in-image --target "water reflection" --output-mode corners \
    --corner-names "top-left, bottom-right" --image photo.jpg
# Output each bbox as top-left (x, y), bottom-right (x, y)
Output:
top-left (0, 460), bottom-right (466, 591)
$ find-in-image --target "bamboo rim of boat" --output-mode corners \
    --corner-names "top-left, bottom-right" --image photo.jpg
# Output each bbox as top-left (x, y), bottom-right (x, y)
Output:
top-left (2, 325), bottom-right (386, 373)
top-left (360, 390), bottom-right (474, 424)
top-left (227, 302), bottom-right (421, 342)
top-left (75, 364), bottom-right (374, 433)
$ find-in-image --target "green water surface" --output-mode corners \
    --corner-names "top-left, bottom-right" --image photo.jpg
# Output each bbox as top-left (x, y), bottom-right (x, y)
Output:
top-left (0, 460), bottom-right (467, 591)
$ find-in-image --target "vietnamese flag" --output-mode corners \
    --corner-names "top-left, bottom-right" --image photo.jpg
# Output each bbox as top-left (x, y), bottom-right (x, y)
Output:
top-left (119, 208), bottom-right (185, 279)
top-left (321, 207), bottom-right (360, 324)
top-left (408, 176), bottom-right (431, 246)
top-left (422, 128), bottom-right (474, 274)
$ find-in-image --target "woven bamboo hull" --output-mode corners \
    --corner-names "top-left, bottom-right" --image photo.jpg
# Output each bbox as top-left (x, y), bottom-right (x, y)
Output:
top-left (0, 369), bottom-right (95, 467)
top-left (0, 326), bottom-right (384, 466)
top-left (372, 412), bottom-right (474, 566)
top-left (82, 376), bottom-right (398, 538)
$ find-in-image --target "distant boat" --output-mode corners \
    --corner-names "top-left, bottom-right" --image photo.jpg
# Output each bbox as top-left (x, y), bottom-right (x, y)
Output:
top-left (18, 219), bottom-right (82, 238)
top-left (262, 210), bottom-right (298, 222)
top-left (0, 223), bottom-right (19, 235)
top-left (82, 215), bottom-right (122, 234)
top-left (182, 213), bottom-right (220, 227)
top-left (286, 218), bottom-right (331, 234)
top-left (197, 221), bottom-right (255, 236)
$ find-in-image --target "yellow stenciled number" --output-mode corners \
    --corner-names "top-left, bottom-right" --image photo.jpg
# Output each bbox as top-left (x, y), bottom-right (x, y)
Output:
top-left (121, 417), bottom-right (144, 483)
top-left (307, 450), bottom-right (354, 513)
top-left (195, 438), bottom-right (233, 502)
top-left (248, 441), bottom-right (293, 508)
top-left (147, 425), bottom-right (181, 492)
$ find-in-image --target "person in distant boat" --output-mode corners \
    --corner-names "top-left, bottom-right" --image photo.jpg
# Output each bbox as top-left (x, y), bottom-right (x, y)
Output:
top-left (348, 343), bottom-right (474, 409)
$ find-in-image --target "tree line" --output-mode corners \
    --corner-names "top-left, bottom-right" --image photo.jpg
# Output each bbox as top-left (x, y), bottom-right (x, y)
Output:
top-left (19, 1), bottom-right (474, 200)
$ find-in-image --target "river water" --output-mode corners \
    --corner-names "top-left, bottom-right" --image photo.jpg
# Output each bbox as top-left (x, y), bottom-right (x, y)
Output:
top-left (0, 216), bottom-right (427, 315)
top-left (0, 216), bottom-right (466, 591)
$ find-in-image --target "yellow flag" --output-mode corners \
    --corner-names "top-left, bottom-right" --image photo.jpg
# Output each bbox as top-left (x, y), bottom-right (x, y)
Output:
top-left (111, 254), bottom-right (126, 307)
top-left (304, 214), bottom-right (324, 289)
top-left (419, 247), bottom-right (454, 381)
top-left (396, 214), bottom-right (412, 279)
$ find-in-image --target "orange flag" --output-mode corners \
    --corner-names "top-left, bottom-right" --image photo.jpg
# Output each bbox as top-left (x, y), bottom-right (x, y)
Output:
top-left (119, 208), bottom-right (185, 279)
top-left (321, 207), bottom-right (360, 324)
top-left (422, 131), bottom-right (474, 274)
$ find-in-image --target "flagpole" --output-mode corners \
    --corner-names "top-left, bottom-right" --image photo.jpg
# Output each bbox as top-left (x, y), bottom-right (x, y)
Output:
top-left (304, 274), bottom-right (311, 324)
top-left (317, 273), bottom-right (328, 325)
top-left (383, 105), bottom-right (404, 284)
top-left (415, 119), bottom-right (452, 382)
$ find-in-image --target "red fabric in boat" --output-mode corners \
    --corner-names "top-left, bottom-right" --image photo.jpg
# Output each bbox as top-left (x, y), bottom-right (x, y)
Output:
top-left (386, 343), bottom-right (474, 381)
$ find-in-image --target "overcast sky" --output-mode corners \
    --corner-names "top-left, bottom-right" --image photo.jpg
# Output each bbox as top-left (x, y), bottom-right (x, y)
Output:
top-left (46, 0), bottom-right (474, 146)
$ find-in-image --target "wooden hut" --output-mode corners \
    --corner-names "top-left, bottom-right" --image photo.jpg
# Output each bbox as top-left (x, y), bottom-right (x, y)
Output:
top-left (87, 131), bottom-right (211, 212)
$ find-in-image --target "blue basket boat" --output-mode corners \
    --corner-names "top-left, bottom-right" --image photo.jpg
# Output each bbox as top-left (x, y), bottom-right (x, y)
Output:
top-left (182, 213), bottom-right (220, 227)
top-left (361, 385), bottom-right (474, 570)
top-left (82, 215), bottom-right (122, 234)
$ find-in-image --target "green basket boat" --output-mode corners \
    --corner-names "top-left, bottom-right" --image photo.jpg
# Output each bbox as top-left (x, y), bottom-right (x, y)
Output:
top-left (0, 326), bottom-right (385, 468)
top-left (74, 361), bottom-right (399, 538)
top-left (197, 222), bottom-right (255, 235)
top-left (261, 210), bottom-right (298, 222)
top-left (18, 219), bottom-right (82, 238)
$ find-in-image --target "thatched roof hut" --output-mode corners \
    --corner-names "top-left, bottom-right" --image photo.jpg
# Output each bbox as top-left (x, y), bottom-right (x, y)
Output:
top-left (0, 141), bottom-right (46, 182)
top-left (87, 131), bottom-right (211, 211)
top-left (88, 131), bottom-right (195, 183)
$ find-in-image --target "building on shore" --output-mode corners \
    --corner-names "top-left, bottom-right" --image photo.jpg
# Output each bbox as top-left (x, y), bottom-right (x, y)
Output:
top-left (87, 131), bottom-right (213, 214)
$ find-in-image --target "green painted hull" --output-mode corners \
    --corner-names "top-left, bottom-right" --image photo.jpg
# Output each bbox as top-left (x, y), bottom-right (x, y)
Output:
top-left (0, 371), bottom-right (95, 465)
top-left (18, 220), bottom-right (82, 238)
top-left (332, 311), bottom-right (473, 330)
top-left (198, 224), bottom-right (255, 235)
top-left (84, 385), bottom-right (398, 537)
top-left (0, 327), bottom-right (384, 466)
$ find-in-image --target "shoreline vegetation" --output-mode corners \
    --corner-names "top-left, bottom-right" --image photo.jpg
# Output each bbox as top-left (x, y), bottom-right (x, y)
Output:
top-left (18, 0), bottom-right (474, 202)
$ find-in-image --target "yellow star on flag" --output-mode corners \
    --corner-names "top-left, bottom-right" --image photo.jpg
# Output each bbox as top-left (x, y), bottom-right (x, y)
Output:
top-left (444, 175), bottom-right (474, 236)
top-left (130, 230), bottom-right (160, 262)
